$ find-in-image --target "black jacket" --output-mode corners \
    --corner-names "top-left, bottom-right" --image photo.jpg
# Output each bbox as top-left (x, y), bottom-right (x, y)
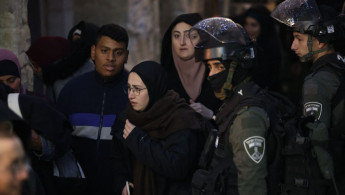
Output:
top-left (112, 126), bottom-right (204, 195)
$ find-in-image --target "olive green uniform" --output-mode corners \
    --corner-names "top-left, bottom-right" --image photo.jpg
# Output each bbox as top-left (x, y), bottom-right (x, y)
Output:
top-left (228, 106), bottom-right (269, 195)
top-left (214, 81), bottom-right (270, 195)
top-left (302, 52), bottom-right (345, 194)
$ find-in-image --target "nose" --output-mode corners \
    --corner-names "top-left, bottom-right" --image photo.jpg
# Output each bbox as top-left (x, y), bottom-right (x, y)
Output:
top-left (128, 89), bottom-right (135, 99)
top-left (209, 68), bottom-right (217, 77)
top-left (107, 52), bottom-right (116, 62)
top-left (180, 35), bottom-right (186, 45)
top-left (16, 166), bottom-right (28, 182)
top-left (291, 40), bottom-right (297, 51)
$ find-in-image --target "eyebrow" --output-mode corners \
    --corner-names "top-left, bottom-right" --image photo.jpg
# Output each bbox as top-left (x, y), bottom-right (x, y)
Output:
top-left (173, 30), bottom-right (190, 34)
top-left (129, 84), bottom-right (144, 88)
top-left (100, 46), bottom-right (125, 51)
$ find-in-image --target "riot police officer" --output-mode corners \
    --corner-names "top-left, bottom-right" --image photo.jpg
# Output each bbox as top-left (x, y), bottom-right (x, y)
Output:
top-left (190, 17), bottom-right (270, 195)
top-left (272, 0), bottom-right (345, 194)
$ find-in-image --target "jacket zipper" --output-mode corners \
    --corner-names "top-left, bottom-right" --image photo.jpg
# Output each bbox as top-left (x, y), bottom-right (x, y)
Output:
top-left (96, 90), bottom-right (106, 151)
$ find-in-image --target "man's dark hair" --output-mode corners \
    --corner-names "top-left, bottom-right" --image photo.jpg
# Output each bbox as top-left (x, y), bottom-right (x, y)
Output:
top-left (95, 24), bottom-right (129, 48)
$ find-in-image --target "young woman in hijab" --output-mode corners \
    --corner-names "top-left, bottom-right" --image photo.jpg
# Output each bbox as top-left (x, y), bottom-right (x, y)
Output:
top-left (242, 5), bottom-right (283, 92)
top-left (0, 49), bottom-right (27, 94)
top-left (160, 13), bottom-right (222, 121)
top-left (112, 61), bottom-right (208, 195)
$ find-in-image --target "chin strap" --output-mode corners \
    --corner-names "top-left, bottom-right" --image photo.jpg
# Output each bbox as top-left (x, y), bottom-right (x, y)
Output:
top-left (223, 61), bottom-right (238, 90)
top-left (299, 34), bottom-right (329, 62)
top-left (214, 61), bottom-right (238, 100)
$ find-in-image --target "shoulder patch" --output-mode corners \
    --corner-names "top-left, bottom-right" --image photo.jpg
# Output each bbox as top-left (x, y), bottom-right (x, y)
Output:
top-left (337, 54), bottom-right (345, 63)
top-left (304, 102), bottom-right (322, 120)
top-left (243, 136), bottom-right (265, 164)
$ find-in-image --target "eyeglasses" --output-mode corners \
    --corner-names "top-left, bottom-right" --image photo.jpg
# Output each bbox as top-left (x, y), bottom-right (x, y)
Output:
top-left (127, 86), bottom-right (146, 96)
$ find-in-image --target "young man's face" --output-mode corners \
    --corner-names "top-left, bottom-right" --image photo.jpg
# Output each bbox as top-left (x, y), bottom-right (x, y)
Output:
top-left (0, 137), bottom-right (28, 195)
top-left (91, 36), bottom-right (129, 79)
top-left (291, 32), bottom-right (320, 61)
top-left (206, 59), bottom-right (226, 76)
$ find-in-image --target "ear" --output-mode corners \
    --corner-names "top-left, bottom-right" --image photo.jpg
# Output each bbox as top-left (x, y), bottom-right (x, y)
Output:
top-left (314, 38), bottom-right (326, 49)
top-left (91, 45), bottom-right (96, 60)
top-left (318, 42), bottom-right (327, 49)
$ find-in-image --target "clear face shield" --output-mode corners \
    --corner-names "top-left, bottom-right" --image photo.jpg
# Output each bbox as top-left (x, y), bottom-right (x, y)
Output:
top-left (271, 0), bottom-right (322, 33)
top-left (189, 17), bottom-right (254, 62)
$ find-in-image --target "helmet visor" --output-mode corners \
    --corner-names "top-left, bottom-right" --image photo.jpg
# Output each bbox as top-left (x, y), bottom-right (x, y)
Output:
top-left (271, 0), bottom-right (321, 33)
top-left (189, 17), bottom-right (247, 49)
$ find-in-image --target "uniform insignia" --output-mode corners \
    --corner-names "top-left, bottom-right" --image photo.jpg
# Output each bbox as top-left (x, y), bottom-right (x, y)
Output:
top-left (327, 25), bottom-right (334, 33)
top-left (243, 136), bottom-right (265, 163)
top-left (238, 89), bottom-right (243, 96)
top-left (215, 136), bottom-right (219, 148)
top-left (304, 102), bottom-right (322, 120)
top-left (337, 54), bottom-right (345, 63)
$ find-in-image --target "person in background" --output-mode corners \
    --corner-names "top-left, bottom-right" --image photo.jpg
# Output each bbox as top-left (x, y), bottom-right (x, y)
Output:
top-left (0, 81), bottom-right (75, 195)
top-left (0, 49), bottom-right (27, 94)
top-left (25, 36), bottom-right (72, 98)
top-left (42, 21), bottom-right (99, 102)
top-left (272, 0), bottom-right (345, 194)
top-left (0, 99), bottom-right (44, 195)
top-left (112, 61), bottom-right (207, 195)
top-left (57, 24), bottom-right (129, 195)
top-left (0, 131), bottom-right (28, 195)
top-left (242, 5), bottom-right (282, 92)
top-left (160, 13), bottom-right (221, 121)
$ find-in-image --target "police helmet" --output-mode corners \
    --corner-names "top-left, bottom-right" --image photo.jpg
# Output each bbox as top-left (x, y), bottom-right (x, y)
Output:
top-left (189, 17), bottom-right (255, 66)
top-left (271, 0), bottom-right (339, 43)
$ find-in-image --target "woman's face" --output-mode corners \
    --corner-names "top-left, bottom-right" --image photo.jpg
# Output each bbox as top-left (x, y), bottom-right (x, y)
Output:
top-left (0, 75), bottom-right (21, 93)
top-left (128, 72), bottom-right (149, 112)
top-left (244, 16), bottom-right (261, 40)
top-left (171, 22), bottom-right (195, 61)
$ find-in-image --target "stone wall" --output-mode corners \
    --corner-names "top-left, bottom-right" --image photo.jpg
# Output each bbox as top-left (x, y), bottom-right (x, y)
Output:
top-left (0, 0), bottom-right (33, 91)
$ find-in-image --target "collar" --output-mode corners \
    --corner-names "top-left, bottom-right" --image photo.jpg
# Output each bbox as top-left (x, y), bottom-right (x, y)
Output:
top-left (311, 52), bottom-right (345, 73)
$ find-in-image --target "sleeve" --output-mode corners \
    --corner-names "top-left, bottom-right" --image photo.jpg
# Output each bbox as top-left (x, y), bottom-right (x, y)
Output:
top-left (33, 136), bottom-right (56, 161)
top-left (302, 71), bottom-right (340, 128)
top-left (229, 106), bottom-right (270, 195)
top-left (124, 127), bottom-right (201, 179)
top-left (20, 95), bottom-right (72, 158)
top-left (302, 70), bottom-right (341, 180)
top-left (112, 131), bottom-right (134, 195)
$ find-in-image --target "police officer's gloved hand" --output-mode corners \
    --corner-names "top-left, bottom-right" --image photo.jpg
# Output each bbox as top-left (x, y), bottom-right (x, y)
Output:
top-left (189, 99), bottom-right (214, 120)
top-left (306, 121), bottom-right (334, 180)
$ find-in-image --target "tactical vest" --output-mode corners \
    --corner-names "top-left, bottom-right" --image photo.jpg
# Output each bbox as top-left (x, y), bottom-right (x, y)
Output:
top-left (192, 81), bottom-right (295, 195)
top-left (281, 53), bottom-right (345, 195)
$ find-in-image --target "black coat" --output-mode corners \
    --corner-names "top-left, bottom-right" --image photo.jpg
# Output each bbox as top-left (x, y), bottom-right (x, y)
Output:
top-left (112, 126), bottom-right (204, 195)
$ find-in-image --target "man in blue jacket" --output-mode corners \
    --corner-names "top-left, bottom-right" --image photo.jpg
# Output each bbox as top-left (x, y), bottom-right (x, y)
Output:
top-left (57, 24), bottom-right (129, 195)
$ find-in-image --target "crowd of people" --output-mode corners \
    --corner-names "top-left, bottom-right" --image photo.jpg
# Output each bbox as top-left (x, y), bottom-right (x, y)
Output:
top-left (0, 0), bottom-right (345, 194)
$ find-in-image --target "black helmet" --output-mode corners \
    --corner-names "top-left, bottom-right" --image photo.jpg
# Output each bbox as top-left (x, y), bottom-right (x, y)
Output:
top-left (271, 0), bottom-right (338, 42)
top-left (189, 17), bottom-right (255, 65)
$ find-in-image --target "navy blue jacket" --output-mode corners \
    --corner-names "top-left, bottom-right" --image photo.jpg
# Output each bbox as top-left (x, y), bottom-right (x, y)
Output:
top-left (57, 70), bottom-right (128, 195)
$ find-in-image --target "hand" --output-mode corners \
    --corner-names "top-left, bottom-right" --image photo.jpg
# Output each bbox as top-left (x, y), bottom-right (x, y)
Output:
top-left (121, 181), bottom-right (134, 195)
top-left (30, 129), bottom-right (43, 151)
top-left (189, 99), bottom-right (214, 119)
top-left (123, 120), bottom-right (136, 139)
